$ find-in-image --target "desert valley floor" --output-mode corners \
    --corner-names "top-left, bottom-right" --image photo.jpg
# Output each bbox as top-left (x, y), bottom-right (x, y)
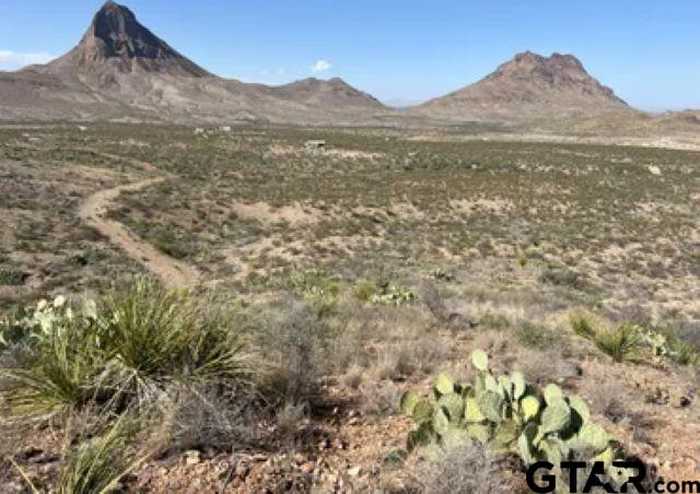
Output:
top-left (0, 124), bottom-right (698, 493)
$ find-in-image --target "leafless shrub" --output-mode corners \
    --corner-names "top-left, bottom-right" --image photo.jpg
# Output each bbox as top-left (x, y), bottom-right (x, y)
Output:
top-left (255, 298), bottom-right (329, 408)
top-left (417, 441), bottom-right (512, 494)
top-left (160, 385), bottom-right (259, 453)
top-left (359, 379), bottom-right (402, 416)
top-left (516, 348), bottom-right (580, 388)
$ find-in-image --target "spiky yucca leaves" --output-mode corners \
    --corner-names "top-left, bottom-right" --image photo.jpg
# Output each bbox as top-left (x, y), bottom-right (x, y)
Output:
top-left (593, 323), bottom-right (644, 363)
top-left (57, 413), bottom-right (146, 494)
top-left (400, 350), bottom-right (629, 485)
top-left (97, 278), bottom-right (253, 402)
top-left (1, 278), bottom-right (254, 418)
top-left (1, 314), bottom-right (107, 417)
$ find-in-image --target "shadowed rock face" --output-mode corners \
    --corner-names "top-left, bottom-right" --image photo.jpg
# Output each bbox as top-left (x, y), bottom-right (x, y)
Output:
top-left (0, 1), bottom-right (388, 124)
top-left (68, 1), bottom-right (211, 76)
top-left (93, 2), bottom-right (173, 59)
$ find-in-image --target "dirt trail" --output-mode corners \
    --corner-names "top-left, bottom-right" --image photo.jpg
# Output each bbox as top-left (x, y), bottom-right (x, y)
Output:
top-left (79, 176), bottom-right (200, 289)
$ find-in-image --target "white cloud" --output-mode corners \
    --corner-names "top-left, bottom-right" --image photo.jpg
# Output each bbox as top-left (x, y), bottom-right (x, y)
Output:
top-left (0, 50), bottom-right (55, 70)
top-left (311, 59), bottom-right (332, 73)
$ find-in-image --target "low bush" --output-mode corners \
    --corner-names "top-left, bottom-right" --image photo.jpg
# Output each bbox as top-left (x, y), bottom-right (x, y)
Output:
top-left (254, 298), bottom-right (330, 408)
top-left (0, 268), bottom-right (27, 286)
top-left (416, 441), bottom-right (508, 494)
top-left (539, 265), bottom-right (583, 289)
top-left (594, 324), bottom-right (645, 363)
top-left (515, 321), bottom-right (561, 350)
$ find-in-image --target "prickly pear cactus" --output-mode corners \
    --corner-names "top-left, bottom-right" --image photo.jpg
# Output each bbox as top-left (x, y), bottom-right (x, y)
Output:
top-left (400, 349), bottom-right (623, 478)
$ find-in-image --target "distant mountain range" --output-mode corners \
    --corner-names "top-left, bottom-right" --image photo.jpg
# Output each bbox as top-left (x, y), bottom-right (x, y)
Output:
top-left (0, 1), bottom-right (696, 129)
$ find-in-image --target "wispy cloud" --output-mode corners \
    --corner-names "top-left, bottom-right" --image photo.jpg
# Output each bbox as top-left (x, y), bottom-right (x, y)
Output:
top-left (0, 50), bottom-right (55, 70)
top-left (311, 59), bottom-right (332, 73)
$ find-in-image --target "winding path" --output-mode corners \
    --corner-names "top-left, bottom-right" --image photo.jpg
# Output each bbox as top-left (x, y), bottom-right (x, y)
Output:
top-left (78, 168), bottom-right (200, 289)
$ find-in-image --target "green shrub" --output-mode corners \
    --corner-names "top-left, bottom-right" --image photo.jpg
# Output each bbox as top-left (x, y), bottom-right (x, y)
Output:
top-left (666, 336), bottom-right (699, 366)
top-left (151, 228), bottom-right (193, 260)
top-left (0, 267), bottom-right (27, 286)
top-left (570, 314), bottom-right (596, 339)
top-left (352, 279), bottom-right (378, 302)
top-left (287, 269), bottom-right (339, 316)
top-left (516, 321), bottom-right (560, 350)
top-left (539, 266), bottom-right (582, 289)
top-left (479, 312), bottom-right (511, 331)
top-left (593, 324), bottom-right (644, 363)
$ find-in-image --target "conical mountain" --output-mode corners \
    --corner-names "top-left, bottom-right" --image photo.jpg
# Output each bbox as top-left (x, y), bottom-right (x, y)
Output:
top-left (62, 0), bottom-right (210, 77)
top-left (0, 2), bottom-right (388, 123)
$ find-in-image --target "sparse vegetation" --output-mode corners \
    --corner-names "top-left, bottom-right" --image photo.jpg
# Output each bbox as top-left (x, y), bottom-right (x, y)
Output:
top-left (1, 124), bottom-right (697, 491)
top-left (570, 314), bottom-right (699, 366)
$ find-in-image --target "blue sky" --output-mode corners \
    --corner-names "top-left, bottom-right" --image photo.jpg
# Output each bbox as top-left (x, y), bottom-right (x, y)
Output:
top-left (1, 1), bottom-right (698, 110)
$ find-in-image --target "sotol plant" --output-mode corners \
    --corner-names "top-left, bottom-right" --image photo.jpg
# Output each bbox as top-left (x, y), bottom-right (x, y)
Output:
top-left (400, 350), bottom-right (634, 486)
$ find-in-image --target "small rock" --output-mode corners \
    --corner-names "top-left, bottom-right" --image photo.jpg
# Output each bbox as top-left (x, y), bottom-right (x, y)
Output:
top-left (348, 466), bottom-right (362, 477)
top-left (184, 450), bottom-right (201, 466)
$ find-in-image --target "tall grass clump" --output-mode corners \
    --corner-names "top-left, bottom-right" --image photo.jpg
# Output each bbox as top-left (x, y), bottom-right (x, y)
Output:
top-left (56, 414), bottom-right (145, 494)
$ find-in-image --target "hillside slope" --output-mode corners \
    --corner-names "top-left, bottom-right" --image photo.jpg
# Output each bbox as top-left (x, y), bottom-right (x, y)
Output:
top-left (0, 1), bottom-right (389, 125)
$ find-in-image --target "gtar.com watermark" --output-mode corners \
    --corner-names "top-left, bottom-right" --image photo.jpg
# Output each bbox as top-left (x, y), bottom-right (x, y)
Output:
top-left (527, 460), bottom-right (700, 493)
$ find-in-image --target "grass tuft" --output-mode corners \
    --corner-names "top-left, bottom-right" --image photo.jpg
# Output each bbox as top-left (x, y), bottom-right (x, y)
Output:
top-left (57, 414), bottom-right (145, 494)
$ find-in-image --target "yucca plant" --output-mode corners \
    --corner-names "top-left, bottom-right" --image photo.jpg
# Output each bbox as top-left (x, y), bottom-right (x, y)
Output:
top-left (1, 314), bottom-right (107, 417)
top-left (57, 414), bottom-right (146, 494)
top-left (2, 278), bottom-right (253, 418)
top-left (594, 323), bottom-right (644, 363)
top-left (570, 314), bottom-right (596, 339)
top-left (97, 278), bottom-right (252, 402)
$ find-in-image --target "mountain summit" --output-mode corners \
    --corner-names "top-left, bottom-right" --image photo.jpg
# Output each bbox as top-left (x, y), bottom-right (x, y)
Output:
top-left (413, 51), bottom-right (631, 121)
top-left (0, 2), bottom-right (387, 123)
top-left (49, 1), bottom-right (210, 77)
